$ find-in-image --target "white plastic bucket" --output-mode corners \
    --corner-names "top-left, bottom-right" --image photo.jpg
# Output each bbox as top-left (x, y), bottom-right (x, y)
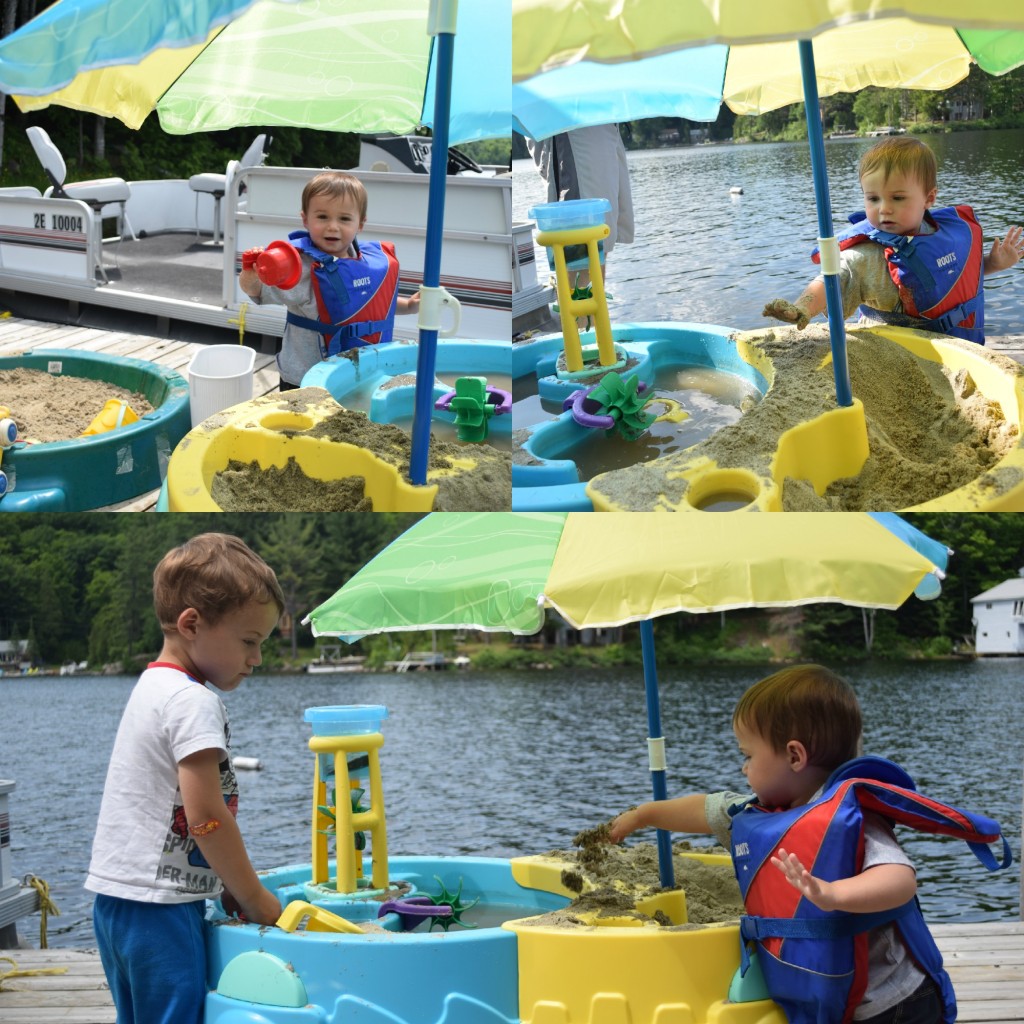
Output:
top-left (187, 344), bottom-right (255, 427)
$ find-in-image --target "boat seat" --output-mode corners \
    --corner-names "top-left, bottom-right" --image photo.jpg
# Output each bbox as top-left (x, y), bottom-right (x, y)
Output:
top-left (26, 125), bottom-right (135, 282)
top-left (189, 133), bottom-right (269, 246)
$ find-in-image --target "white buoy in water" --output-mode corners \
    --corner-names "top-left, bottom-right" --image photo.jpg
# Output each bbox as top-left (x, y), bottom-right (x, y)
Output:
top-left (233, 756), bottom-right (263, 771)
top-left (730, 186), bottom-right (744, 195)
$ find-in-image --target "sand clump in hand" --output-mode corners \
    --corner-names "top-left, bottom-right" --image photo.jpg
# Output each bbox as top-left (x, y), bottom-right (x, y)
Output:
top-left (209, 387), bottom-right (511, 511)
top-left (0, 367), bottom-right (154, 442)
top-left (516, 822), bottom-right (744, 931)
top-left (587, 325), bottom-right (1021, 510)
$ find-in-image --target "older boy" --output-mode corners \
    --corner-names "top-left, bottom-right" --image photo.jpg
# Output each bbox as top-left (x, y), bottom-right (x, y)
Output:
top-left (86, 533), bottom-right (285, 1024)
top-left (763, 136), bottom-right (1023, 343)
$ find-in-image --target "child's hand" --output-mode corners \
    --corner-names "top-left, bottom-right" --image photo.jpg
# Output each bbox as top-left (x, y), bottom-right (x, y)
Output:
top-left (607, 809), bottom-right (640, 844)
top-left (241, 247), bottom-right (264, 270)
top-left (762, 299), bottom-right (810, 330)
top-left (986, 225), bottom-right (1024, 273)
top-left (241, 887), bottom-right (283, 926)
top-left (771, 847), bottom-right (837, 910)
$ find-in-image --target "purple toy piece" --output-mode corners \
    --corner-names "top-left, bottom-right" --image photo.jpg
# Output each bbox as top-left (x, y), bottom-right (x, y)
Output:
top-left (486, 387), bottom-right (512, 415)
top-left (434, 384), bottom-right (511, 415)
top-left (378, 896), bottom-right (454, 931)
top-left (564, 380), bottom-right (648, 430)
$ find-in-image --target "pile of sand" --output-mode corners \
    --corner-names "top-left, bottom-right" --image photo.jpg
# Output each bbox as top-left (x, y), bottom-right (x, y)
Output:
top-left (516, 824), bottom-right (744, 931)
top-left (210, 388), bottom-right (511, 511)
top-left (0, 367), bottom-right (153, 442)
top-left (588, 326), bottom-right (1021, 510)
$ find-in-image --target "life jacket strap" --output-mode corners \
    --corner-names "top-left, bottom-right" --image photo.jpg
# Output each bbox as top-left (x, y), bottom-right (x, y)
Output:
top-left (967, 836), bottom-right (1013, 872)
top-left (738, 901), bottom-right (916, 973)
top-left (931, 295), bottom-right (981, 335)
top-left (284, 311), bottom-right (391, 357)
top-left (869, 229), bottom-right (937, 292)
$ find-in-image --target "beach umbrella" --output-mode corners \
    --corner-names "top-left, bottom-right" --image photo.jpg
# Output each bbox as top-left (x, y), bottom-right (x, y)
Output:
top-left (1, 0), bottom-right (507, 144)
top-left (512, 1), bottom-right (1024, 409)
top-left (0, 0), bottom-right (511, 487)
top-left (305, 512), bottom-right (949, 885)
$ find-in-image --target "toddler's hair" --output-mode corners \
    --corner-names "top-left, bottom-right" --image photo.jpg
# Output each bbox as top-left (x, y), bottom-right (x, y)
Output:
top-left (153, 533), bottom-right (285, 632)
top-left (301, 170), bottom-right (368, 222)
top-left (733, 664), bottom-right (862, 770)
top-left (859, 136), bottom-right (937, 195)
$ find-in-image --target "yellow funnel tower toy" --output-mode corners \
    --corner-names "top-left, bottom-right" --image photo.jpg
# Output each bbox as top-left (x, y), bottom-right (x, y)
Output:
top-left (304, 706), bottom-right (389, 897)
top-left (530, 199), bottom-right (620, 375)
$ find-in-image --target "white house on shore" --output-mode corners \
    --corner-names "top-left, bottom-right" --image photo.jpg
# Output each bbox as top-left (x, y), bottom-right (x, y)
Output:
top-left (971, 573), bottom-right (1024, 655)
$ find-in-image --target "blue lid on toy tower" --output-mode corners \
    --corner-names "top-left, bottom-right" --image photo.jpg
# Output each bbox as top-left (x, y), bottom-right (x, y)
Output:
top-left (304, 705), bottom-right (388, 736)
top-left (528, 197), bottom-right (610, 232)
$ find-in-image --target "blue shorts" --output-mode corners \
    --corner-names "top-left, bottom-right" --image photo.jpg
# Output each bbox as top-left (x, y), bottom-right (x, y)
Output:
top-left (92, 894), bottom-right (207, 1024)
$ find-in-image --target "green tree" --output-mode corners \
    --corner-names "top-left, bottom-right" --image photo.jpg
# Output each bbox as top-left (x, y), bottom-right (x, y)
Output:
top-left (259, 517), bottom-right (329, 661)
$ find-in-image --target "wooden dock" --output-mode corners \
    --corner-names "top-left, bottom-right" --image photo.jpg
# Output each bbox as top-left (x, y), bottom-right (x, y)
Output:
top-left (0, 921), bottom-right (1021, 1023)
top-left (0, 313), bottom-right (281, 511)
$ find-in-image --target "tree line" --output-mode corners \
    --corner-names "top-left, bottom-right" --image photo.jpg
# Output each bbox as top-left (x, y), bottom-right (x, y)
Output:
top-left (0, 514), bottom-right (424, 669)
top-left (512, 64), bottom-right (1024, 157)
top-left (2, 514), bottom-right (1023, 671)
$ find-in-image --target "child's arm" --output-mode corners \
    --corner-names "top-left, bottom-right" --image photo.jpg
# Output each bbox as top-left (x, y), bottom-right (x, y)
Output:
top-left (772, 847), bottom-right (917, 913)
top-left (762, 279), bottom-right (827, 330)
top-left (178, 748), bottom-right (282, 925)
top-left (984, 225), bottom-right (1023, 275)
top-left (396, 291), bottom-right (420, 316)
top-left (608, 794), bottom-right (711, 843)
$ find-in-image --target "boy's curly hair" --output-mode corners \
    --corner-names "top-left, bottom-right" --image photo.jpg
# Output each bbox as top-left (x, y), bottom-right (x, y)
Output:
top-left (859, 135), bottom-right (937, 195)
top-left (153, 533), bottom-right (285, 633)
top-left (733, 664), bottom-right (862, 770)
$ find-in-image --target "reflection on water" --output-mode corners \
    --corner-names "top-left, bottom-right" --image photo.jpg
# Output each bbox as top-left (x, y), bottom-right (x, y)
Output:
top-left (513, 129), bottom-right (1024, 335)
top-left (3, 660), bottom-right (1020, 946)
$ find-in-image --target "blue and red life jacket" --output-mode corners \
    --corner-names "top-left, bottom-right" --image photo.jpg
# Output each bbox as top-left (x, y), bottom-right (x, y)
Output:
top-left (811, 206), bottom-right (986, 344)
top-left (285, 230), bottom-right (400, 357)
top-left (730, 756), bottom-right (1010, 1024)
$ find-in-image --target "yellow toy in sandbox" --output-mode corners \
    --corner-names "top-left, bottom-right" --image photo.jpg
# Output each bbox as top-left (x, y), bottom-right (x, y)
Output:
top-left (81, 398), bottom-right (139, 436)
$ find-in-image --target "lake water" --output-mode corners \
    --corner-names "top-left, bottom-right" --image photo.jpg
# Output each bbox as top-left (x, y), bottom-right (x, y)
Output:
top-left (513, 129), bottom-right (1024, 335)
top-left (2, 660), bottom-right (1020, 947)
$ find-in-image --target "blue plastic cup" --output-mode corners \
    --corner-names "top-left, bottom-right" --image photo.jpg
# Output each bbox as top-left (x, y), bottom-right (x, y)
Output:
top-left (529, 198), bottom-right (611, 271)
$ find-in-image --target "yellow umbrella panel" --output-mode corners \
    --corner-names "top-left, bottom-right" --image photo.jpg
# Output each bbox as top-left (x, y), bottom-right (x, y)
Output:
top-left (512, 0), bottom-right (1024, 81)
top-left (541, 513), bottom-right (939, 630)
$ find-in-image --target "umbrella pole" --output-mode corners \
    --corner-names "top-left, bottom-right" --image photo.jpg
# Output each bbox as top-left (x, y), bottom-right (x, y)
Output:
top-left (639, 619), bottom-right (675, 888)
top-left (409, 2), bottom-right (457, 486)
top-left (798, 40), bottom-right (853, 408)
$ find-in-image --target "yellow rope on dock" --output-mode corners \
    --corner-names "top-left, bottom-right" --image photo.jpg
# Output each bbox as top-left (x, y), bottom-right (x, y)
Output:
top-left (0, 955), bottom-right (67, 992)
top-left (22, 875), bottom-right (60, 949)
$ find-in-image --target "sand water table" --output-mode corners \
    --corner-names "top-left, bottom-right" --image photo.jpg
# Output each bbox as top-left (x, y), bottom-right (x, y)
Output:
top-left (160, 340), bottom-right (512, 511)
top-left (515, 198), bottom-right (1024, 512)
top-left (0, 349), bottom-right (190, 511)
top-left (204, 704), bottom-right (783, 1024)
top-left (514, 322), bottom-right (1024, 511)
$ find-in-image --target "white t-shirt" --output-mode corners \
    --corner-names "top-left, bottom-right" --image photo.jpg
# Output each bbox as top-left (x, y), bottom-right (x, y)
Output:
top-left (85, 663), bottom-right (236, 904)
top-left (705, 789), bottom-right (927, 1018)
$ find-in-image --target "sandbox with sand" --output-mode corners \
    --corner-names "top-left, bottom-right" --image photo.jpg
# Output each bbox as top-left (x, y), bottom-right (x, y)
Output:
top-left (585, 324), bottom-right (1024, 511)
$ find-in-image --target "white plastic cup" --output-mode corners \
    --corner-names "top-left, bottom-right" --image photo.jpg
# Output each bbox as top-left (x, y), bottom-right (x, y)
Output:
top-left (187, 344), bottom-right (255, 427)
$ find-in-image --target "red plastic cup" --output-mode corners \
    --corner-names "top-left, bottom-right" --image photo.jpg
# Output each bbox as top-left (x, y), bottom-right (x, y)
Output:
top-left (255, 240), bottom-right (302, 289)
